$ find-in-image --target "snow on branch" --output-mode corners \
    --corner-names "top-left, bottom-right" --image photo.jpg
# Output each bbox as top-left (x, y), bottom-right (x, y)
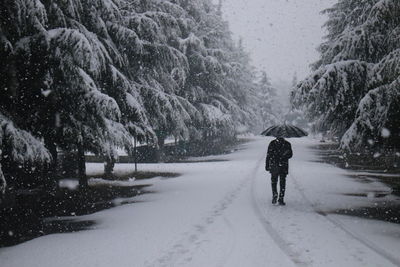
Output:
top-left (13, 0), bottom-right (48, 34)
top-left (0, 113), bottom-right (51, 194)
top-left (341, 77), bottom-right (400, 150)
top-left (293, 60), bottom-right (373, 135)
top-left (48, 26), bottom-right (111, 76)
top-left (77, 68), bottom-right (121, 121)
top-left (0, 114), bottom-right (50, 163)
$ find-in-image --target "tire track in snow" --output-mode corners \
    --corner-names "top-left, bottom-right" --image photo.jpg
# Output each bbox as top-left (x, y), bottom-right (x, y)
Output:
top-left (290, 173), bottom-right (400, 267)
top-left (250, 156), bottom-right (309, 267)
top-left (145, 159), bottom-right (257, 267)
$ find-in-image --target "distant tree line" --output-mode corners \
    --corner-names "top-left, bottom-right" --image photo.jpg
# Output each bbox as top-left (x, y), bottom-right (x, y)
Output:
top-left (291, 0), bottom-right (400, 153)
top-left (0, 0), bottom-right (279, 195)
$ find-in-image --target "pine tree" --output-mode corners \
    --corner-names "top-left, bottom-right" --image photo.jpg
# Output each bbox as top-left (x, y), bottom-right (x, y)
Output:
top-left (293, 0), bottom-right (400, 151)
top-left (0, 0), bottom-right (269, 193)
top-left (0, 0), bottom-right (150, 186)
top-left (256, 71), bottom-right (279, 130)
top-left (0, 113), bottom-right (51, 196)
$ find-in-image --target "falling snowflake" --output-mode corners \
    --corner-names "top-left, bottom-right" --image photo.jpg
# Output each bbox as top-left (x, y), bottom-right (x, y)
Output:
top-left (381, 128), bottom-right (391, 138)
top-left (373, 152), bottom-right (381, 158)
top-left (367, 139), bottom-right (374, 145)
top-left (41, 89), bottom-right (52, 97)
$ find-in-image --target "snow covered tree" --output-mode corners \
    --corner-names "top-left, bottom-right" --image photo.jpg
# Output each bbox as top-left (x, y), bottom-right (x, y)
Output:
top-left (285, 73), bottom-right (310, 130)
top-left (292, 61), bottom-right (372, 136)
top-left (0, 0), bottom-right (52, 192)
top-left (0, 0), bottom-right (267, 190)
top-left (292, 0), bottom-right (400, 151)
top-left (256, 71), bottom-right (280, 130)
top-left (176, 0), bottom-right (232, 140)
top-left (342, 51), bottom-right (400, 150)
top-left (120, 1), bottom-right (197, 160)
top-left (0, 113), bottom-right (51, 196)
top-left (0, 0), bottom-right (152, 185)
top-left (313, 0), bottom-right (379, 70)
top-left (178, 1), bottom-right (262, 138)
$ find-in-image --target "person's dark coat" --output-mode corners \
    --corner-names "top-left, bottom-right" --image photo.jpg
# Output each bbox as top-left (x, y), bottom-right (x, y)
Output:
top-left (265, 137), bottom-right (293, 175)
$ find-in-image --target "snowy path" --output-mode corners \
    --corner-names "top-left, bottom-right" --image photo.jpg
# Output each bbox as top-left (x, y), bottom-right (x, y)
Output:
top-left (1, 137), bottom-right (400, 267)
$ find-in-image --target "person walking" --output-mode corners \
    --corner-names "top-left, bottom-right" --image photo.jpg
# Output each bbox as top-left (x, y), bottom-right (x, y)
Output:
top-left (265, 136), bottom-right (293, 205)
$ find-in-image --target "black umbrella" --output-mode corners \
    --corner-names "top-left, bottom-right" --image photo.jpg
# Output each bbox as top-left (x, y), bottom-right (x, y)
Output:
top-left (261, 124), bottom-right (308, 138)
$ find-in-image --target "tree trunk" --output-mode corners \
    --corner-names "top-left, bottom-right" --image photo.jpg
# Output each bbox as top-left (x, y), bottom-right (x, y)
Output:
top-left (5, 55), bottom-right (19, 114)
top-left (0, 163), bottom-right (6, 199)
top-left (77, 141), bottom-right (87, 188)
top-left (156, 135), bottom-right (165, 162)
top-left (104, 157), bottom-right (115, 178)
top-left (174, 136), bottom-right (178, 159)
top-left (44, 139), bottom-right (58, 191)
top-left (134, 136), bottom-right (137, 172)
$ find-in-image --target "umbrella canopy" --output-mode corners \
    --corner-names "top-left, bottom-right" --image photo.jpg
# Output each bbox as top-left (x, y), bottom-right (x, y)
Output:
top-left (261, 124), bottom-right (308, 138)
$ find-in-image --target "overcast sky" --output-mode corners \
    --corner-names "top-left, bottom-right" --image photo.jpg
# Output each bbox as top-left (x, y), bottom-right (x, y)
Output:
top-left (221, 0), bottom-right (336, 85)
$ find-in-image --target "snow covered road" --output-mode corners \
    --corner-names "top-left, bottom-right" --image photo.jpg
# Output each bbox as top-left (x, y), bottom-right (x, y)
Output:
top-left (1, 137), bottom-right (399, 267)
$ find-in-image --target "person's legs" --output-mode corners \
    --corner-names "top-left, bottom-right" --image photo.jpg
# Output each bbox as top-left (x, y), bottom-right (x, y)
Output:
top-left (271, 173), bottom-right (278, 204)
top-left (278, 174), bottom-right (287, 205)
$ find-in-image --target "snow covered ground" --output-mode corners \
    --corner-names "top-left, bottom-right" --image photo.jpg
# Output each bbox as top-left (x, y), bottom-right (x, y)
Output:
top-left (1, 137), bottom-right (399, 267)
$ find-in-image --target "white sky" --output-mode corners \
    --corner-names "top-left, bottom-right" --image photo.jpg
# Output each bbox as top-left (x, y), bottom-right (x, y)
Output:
top-left (221, 0), bottom-right (336, 85)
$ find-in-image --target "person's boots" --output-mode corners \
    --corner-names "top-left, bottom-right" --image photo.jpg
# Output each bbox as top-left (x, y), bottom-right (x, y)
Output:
top-left (271, 182), bottom-right (278, 204)
top-left (278, 177), bottom-right (286, 205)
top-left (272, 194), bottom-right (278, 204)
top-left (278, 190), bottom-right (285, 205)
